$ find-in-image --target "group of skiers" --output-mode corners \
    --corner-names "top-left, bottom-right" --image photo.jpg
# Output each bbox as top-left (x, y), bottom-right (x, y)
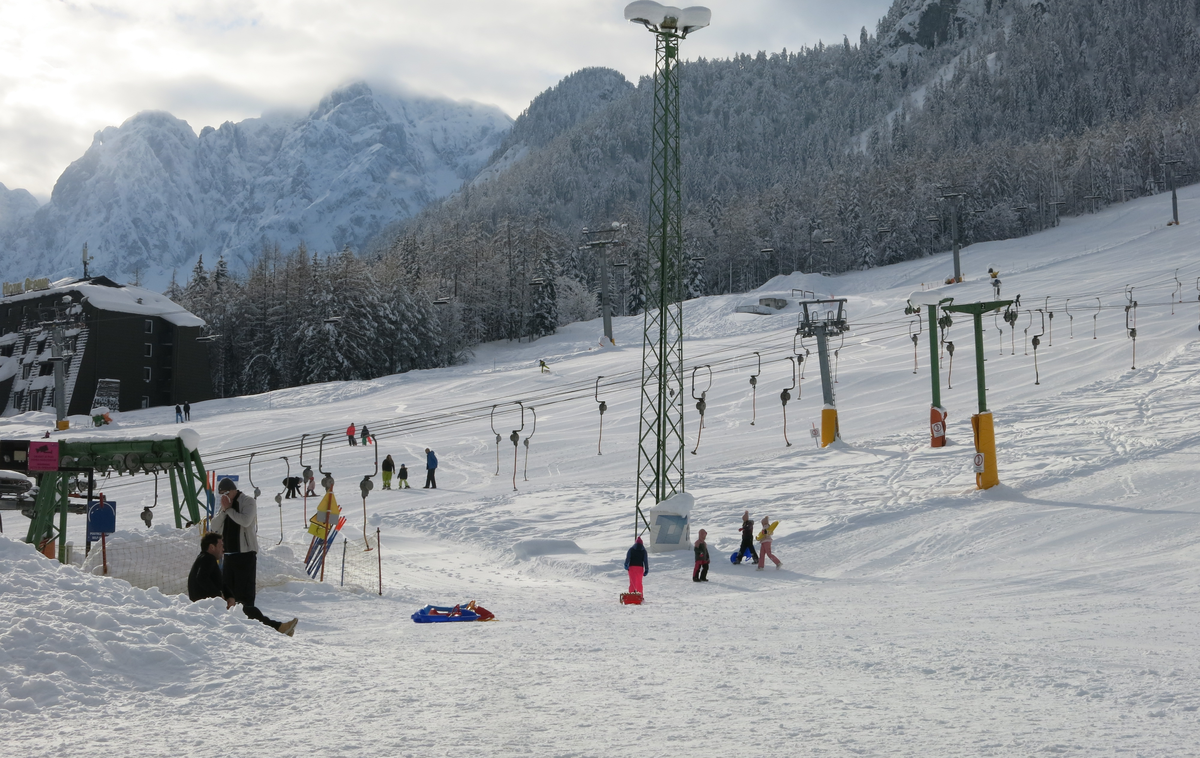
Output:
top-left (624, 509), bottom-right (782, 594)
top-left (344, 422), bottom-right (440, 489)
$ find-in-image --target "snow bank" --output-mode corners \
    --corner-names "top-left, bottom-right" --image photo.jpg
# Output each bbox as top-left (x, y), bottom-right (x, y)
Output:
top-left (0, 534), bottom-right (294, 714)
top-left (511, 538), bottom-right (585, 560)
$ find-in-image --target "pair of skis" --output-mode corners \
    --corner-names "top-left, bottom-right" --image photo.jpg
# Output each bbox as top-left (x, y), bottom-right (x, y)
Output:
top-left (305, 516), bottom-right (347, 579)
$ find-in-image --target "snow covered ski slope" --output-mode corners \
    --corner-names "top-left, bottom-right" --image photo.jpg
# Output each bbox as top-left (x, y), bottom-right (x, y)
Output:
top-left (4, 187), bottom-right (1200, 756)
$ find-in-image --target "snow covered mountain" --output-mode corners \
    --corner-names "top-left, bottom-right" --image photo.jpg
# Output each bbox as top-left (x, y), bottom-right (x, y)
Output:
top-left (0, 82), bottom-right (512, 287)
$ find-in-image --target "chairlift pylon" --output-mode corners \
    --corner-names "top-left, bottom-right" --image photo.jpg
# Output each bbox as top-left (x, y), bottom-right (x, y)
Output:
top-left (690, 365), bottom-right (712, 455)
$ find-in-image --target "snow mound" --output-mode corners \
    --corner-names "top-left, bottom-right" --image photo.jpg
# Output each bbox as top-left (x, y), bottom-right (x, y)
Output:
top-left (0, 534), bottom-right (295, 713)
top-left (511, 538), bottom-right (585, 560)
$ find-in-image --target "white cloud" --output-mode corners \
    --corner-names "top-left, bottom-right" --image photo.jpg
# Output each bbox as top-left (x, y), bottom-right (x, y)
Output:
top-left (0, 0), bottom-right (893, 200)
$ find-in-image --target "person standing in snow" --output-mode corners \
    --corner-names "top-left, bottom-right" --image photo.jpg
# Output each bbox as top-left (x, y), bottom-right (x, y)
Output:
top-left (693, 529), bottom-right (710, 582)
top-left (347, 423), bottom-right (357, 446)
top-left (735, 510), bottom-right (759, 565)
top-left (187, 532), bottom-right (225, 602)
top-left (282, 476), bottom-right (302, 499)
top-left (397, 463), bottom-right (411, 489)
top-left (624, 536), bottom-right (649, 594)
top-left (423, 448), bottom-right (438, 489)
top-left (757, 515), bottom-right (781, 571)
top-left (361, 424), bottom-right (371, 445)
top-left (382, 454), bottom-right (395, 489)
top-left (183, 400), bottom-right (191, 421)
top-left (174, 404), bottom-right (183, 423)
top-left (209, 478), bottom-right (298, 636)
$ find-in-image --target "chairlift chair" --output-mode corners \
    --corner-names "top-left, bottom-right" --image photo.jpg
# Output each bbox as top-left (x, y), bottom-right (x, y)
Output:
top-left (490, 406), bottom-right (502, 475)
top-left (595, 376), bottom-right (609, 454)
top-left (523, 406), bottom-right (536, 482)
top-left (909, 319), bottom-right (922, 372)
top-left (748, 352), bottom-right (761, 425)
top-left (690, 365), bottom-right (712, 455)
top-left (780, 357), bottom-right (797, 448)
top-left (509, 401), bottom-right (526, 492)
top-left (359, 440), bottom-right (378, 550)
top-left (1032, 309), bottom-right (1046, 385)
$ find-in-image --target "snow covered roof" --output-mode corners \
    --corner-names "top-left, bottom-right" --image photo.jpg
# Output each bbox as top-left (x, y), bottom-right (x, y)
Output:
top-left (0, 277), bottom-right (204, 328)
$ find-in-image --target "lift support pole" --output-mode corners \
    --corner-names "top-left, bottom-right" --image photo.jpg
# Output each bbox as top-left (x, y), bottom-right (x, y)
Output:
top-left (941, 299), bottom-right (1012, 489)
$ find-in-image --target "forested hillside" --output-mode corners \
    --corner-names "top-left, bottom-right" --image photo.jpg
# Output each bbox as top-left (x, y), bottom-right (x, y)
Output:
top-left (383, 0), bottom-right (1200, 315)
top-left (175, 0), bottom-right (1200, 396)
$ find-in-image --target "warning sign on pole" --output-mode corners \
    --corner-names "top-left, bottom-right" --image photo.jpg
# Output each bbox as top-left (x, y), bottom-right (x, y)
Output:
top-left (972, 453), bottom-right (986, 473)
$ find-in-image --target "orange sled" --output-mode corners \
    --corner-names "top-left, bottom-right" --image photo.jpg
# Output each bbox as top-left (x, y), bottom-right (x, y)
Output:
top-left (620, 592), bottom-right (643, 605)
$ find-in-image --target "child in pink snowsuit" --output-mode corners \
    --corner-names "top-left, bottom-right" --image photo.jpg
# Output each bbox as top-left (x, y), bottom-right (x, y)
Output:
top-left (624, 537), bottom-right (649, 593)
top-left (757, 516), bottom-right (781, 570)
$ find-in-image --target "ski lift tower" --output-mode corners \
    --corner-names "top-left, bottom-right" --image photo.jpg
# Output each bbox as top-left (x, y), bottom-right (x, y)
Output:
top-left (797, 299), bottom-right (850, 447)
top-left (625, 1), bottom-right (711, 522)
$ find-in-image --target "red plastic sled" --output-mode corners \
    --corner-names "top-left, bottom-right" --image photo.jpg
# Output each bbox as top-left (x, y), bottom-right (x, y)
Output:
top-left (620, 592), bottom-right (643, 605)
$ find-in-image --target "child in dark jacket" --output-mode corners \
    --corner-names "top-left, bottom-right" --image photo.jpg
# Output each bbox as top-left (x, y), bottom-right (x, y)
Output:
top-left (693, 529), bottom-right (710, 582)
top-left (397, 464), bottom-right (410, 488)
top-left (736, 510), bottom-right (759, 565)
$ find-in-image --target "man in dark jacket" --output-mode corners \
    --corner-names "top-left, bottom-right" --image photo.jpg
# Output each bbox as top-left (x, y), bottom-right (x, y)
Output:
top-left (183, 401), bottom-right (191, 421)
top-left (424, 448), bottom-right (438, 489)
top-left (624, 537), bottom-right (649, 594)
top-left (282, 476), bottom-right (303, 498)
top-left (187, 532), bottom-right (225, 602)
top-left (693, 528), bottom-right (710, 582)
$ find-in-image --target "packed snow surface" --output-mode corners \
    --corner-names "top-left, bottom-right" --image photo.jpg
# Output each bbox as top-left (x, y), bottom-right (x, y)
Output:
top-left (5, 187), bottom-right (1200, 755)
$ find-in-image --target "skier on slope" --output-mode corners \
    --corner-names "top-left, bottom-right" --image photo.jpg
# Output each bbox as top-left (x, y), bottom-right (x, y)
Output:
top-left (693, 529), bottom-right (710, 582)
top-left (382, 454), bottom-right (395, 489)
top-left (624, 537), bottom-right (649, 594)
top-left (424, 448), bottom-right (438, 489)
top-left (735, 510), bottom-right (759, 565)
top-left (346, 423), bottom-right (357, 446)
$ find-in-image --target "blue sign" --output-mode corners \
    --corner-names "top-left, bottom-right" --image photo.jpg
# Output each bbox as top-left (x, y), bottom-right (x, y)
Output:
top-left (87, 499), bottom-right (116, 544)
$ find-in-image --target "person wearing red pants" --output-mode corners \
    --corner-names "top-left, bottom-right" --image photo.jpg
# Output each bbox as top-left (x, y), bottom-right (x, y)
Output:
top-left (757, 516), bottom-right (782, 570)
top-left (624, 537), bottom-right (649, 593)
top-left (693, 528), bottom-right (710, 582)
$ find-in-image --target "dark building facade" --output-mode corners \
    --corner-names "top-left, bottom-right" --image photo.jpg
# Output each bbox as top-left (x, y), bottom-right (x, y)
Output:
top-left (0, 276), bottom-right (213, 416)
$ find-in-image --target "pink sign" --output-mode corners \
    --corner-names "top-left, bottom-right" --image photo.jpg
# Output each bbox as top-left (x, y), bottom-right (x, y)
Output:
top-left (28, 441), bottom-right (59, 472)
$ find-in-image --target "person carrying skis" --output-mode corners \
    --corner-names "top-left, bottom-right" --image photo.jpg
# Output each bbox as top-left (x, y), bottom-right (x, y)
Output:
top-left (361, 424), bottom-right (371, 445)
top-left (346, 423), bottom-right (357, 446)
top-left (624, 536), bottom-right (649, 594)
top-left (693, 529), bottom-right (710, 582)
top-left (382, 454), bottom-right (395, 489)
top-left (397, 463), bottom-right (411, 489)
top-left (735, 510), bottom-right (759, 565)
top-left (757, 515), bottom-right (781, 570)
top-left (424, 448), bottom-right (438, 489)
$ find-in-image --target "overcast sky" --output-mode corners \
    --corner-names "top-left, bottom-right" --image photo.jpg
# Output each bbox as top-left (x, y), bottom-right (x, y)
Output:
top-left (0, 0), bottom-right (895, 202)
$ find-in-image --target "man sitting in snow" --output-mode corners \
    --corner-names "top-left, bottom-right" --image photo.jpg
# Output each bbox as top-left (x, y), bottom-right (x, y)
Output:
top-left (187, 533), bottom-right (225, 603)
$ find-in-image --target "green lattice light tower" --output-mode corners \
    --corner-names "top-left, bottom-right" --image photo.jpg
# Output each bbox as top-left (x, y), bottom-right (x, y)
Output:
top-left (624, 2), bottom-right (711, 526)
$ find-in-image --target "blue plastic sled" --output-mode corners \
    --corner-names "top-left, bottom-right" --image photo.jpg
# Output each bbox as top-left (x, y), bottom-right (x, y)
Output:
top-left (730, 547), bottom-right (756, 564)
top-left (411, 602), bottom-right (494, 623)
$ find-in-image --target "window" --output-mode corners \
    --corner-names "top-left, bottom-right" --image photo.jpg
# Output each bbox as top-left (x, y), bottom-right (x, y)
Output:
top-left (144, 320), bottom-right (154, 334)
top-left (22, 363), bottom-right (32, 380)
top-left (0, 344), bottom-right (11, 358)
top-left (143, 366), bottom-right (152, 382)
top-left (36, 339), bottom-right (46, 353)
top-left (144, 343), bottom-right (153, 358)
top-left (141, 396), bottom-right (150, 409)
top-left (39, 362), bottom-right (54, 376)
